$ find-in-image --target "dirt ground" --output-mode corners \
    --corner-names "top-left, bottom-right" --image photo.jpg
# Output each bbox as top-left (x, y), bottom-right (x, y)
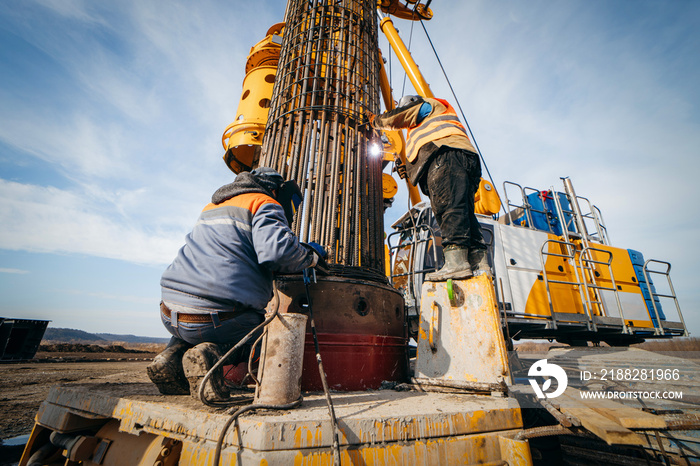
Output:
top-left (0, 350), bottom-right (158, 441)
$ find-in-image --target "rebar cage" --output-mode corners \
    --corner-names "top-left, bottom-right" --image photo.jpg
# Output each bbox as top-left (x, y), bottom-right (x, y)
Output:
top-left (261, 0), bottom-right (384, 275)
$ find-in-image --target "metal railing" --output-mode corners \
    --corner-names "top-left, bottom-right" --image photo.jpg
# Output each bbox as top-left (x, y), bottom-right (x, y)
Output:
top-left (643, 260), bottom-right (689, 336)
top-left (501, 179), bottom-right (609, 247)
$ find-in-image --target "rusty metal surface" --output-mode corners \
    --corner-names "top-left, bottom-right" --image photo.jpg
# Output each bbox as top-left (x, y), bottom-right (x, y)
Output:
top-left (415, 275), bottom-right (511, 386)
top-left (273, 274), bottom-right (405, 337)
top-left (255, 313), bottom-right (308, 405)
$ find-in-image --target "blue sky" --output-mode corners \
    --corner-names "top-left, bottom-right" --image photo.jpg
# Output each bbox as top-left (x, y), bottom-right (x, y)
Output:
top-left (1, 0), bottom-right (698, 338)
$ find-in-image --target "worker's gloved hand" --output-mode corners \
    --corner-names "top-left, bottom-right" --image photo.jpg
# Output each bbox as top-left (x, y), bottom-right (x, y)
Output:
top-left (393, 155), bottom-right (407, 179)
top-left (303, 242), bottom-right (329, 273)
top-left (307, 241), bottom-right (327, 259)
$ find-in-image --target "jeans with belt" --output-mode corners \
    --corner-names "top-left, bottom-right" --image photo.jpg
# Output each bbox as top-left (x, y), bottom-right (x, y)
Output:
top-left (160, 301), bottom-right (264, 350)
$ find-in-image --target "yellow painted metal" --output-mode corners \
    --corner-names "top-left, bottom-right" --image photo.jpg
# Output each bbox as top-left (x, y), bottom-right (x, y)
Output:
top-left (525, 236), bottom-right (591, 319)
top-left (522, 238), bottom-right (655, 328)
top-left (498, 435), bottom-right (534, 465)
top-left (415, 274), bottom-right (511, 385)
top-left (474, 178), bottom-right (501, 215)
top-left (245, 23), bottom-right (285, 72)
top-left (379, 128), bottom-right (404, 163)
top-left (28, 382), bottom-right (529, 465)
top-left (384, 242), bottom-right (391, 277)
top-left (378, 0), bottom-right (433, 21)
top-left (377, 48), bottom-right (421, 205)
top-left (291, 430), bottom-right (526, 465)
top-left (382, 173), bottom-right (398, 199)
top-left (584, 243), bottom-right (654, 328)
top-left (21, 419), bottom-right (184, 466)
top-left (19, 423), bottom-right (47, 466)
top-left (221, 24), bottom-right (283, 174)
top-left (379, 15), bottom-right (433, 100)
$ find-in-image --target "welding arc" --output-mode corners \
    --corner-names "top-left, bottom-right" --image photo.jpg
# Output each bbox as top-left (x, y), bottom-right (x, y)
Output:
top-left (304, 271), bottom-right (342, 466)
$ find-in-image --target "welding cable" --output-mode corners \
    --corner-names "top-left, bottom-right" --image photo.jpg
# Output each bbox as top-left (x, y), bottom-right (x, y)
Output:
top-left (303, 268), bottom-right (342, 466)
top-left (197, 282), bottom-right (282, 408)
top-left (213, 396), bottom-right (303, 466)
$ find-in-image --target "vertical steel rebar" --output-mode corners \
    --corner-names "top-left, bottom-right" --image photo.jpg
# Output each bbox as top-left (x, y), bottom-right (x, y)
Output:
top-left (261, 0), bottom-right (383, 275)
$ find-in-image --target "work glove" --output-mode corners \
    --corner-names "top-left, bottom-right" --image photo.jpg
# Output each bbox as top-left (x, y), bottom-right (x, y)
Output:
top-left (303, 242), bottom-right (329, 274)
top-left (361, 112), bottom-right (376, 133)
top-left (393, 155), bottom-right (407, 180)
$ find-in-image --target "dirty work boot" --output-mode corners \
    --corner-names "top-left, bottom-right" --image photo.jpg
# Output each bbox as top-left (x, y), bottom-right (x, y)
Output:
top-left (468, 248), bottom-right (492, 276)
top-left (425, 247), bottom-right (473, 281)
top-left (182, 343), bottom-right (229, 401)
top-left (146, 337), bottom-right (191, 395)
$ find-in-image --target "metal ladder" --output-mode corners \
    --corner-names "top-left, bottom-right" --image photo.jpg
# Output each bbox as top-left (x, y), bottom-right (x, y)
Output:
top-left (538, 240), bottom-right (630, 334)
top-left (537, 178), bottom-right (630, 334)
top-left (559, 179), bottom-right (629, 332)
top-left (643, 260), bottom-right (689, 336)
top-left (539, 239), bottom-right (592, 331)
top-left (579, 246), bottom-right (630, 333)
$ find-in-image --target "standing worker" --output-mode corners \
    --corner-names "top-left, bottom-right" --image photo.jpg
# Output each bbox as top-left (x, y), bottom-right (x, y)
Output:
top-left (368, 96), bottom-right (489, 281)
top-left (147, 167), bottom-right (325, 399)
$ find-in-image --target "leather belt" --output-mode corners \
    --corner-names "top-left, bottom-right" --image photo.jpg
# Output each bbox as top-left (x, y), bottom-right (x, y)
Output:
top-left (160, 302), bottom-right (239, 323)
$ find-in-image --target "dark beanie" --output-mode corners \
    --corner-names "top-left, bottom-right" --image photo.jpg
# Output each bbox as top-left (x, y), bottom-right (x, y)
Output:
top-left (250, 167), bottom-right (284, 193)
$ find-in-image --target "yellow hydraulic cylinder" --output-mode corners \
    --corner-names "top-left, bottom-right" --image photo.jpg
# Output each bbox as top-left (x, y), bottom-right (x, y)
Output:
top-left (378, 48), bottom-right (422, 206)
top-left (221, 23), bottom-right (284, 174)
top-left (379, 12), bottom-right (433, 99)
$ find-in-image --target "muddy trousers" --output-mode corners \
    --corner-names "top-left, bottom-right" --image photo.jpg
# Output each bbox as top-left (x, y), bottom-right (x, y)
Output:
top-left (421, 148), bottom-right (486, 251)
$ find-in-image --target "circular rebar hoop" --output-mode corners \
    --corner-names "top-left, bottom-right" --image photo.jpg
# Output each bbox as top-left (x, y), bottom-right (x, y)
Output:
top-left (261, 0), bottom-right (383, 275)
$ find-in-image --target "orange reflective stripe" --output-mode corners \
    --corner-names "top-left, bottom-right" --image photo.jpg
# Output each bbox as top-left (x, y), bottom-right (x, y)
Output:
top-left (202, 192), bottom-right (280, 214)
top-left (405, 101), bottom-right (469, 162)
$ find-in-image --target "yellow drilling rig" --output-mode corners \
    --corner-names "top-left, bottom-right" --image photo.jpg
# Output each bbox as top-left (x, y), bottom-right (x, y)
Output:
top-left (19, 1), bottom-right (697, 465)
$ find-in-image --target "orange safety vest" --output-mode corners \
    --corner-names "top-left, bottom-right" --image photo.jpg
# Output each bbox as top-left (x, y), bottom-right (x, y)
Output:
top-left (405, 99), bottom-right (469, 163)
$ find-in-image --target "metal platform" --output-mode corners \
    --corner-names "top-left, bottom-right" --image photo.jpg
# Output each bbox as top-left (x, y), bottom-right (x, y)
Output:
top-left (31, 383), bottom-right (529, 465)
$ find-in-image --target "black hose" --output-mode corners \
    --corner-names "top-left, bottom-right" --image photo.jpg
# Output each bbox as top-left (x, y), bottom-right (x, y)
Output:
top-left (304, 269), bottom-right (342, 466)
top-left (213, 397), bottom-right (303, 466)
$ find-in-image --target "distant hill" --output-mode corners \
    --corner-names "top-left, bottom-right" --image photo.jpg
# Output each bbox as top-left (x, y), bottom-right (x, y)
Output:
top-left (95, 333), bottom-right (170, 344)
top-left (43, 327), bottom-right (169, 344)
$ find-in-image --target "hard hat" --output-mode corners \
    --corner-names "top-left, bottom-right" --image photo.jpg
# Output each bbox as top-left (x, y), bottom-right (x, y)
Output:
top-left (397, 95), bottom-right (423, 108)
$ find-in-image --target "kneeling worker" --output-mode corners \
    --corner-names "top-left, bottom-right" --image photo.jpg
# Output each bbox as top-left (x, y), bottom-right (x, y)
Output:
top-left (147, 167), bottom-right (325, 398)
top-left (368, 95), bottom-right (489, 281)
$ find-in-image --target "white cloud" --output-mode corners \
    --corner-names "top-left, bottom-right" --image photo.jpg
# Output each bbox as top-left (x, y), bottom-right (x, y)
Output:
top-left (0, 179), bottom-right (183, 265)
top-left (1, 0), bottom-right (698, 336)
top-left (0, 268), bottom-right (30, 274)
